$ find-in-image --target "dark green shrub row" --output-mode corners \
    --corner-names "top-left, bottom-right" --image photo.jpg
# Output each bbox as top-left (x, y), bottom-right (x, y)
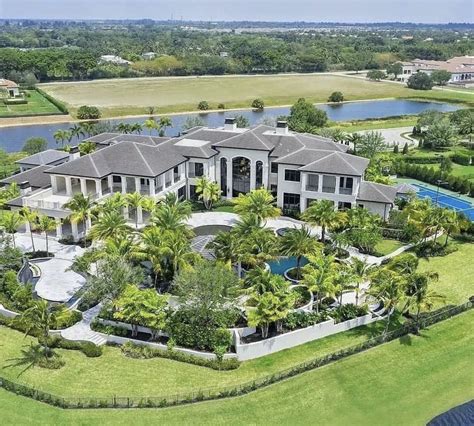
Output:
top-left (120, 341), bottom-right (240, 371)
top-left (413, 241), bottom-right (459, 258)
top-left (91, 319), bottom-right (128, 337)
top-left (403, 155), bottom-right (445, 164)
top-left (35, 88), bottom-right (69, 114)
top-left (452, 153), bottom-right (471, 166)
top-left (331, 304), bottom-right (369, 323)
top-left (26, 251), bottom-right (54, 259)
top-left (53, 310), bottom-right (83, 330)
top-left (283, 310), bottom-right (331, 331)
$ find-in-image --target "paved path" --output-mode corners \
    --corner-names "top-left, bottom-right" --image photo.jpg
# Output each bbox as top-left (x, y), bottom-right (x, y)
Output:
top-left (61, 304), bottom-right (106, 346)
top-left (15, 232), bottom-right (85, 260)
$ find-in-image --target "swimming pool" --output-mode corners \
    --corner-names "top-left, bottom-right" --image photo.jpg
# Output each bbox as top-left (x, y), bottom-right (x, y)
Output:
top-left (412, 183), bottom-right (474, 220)
top-left (266, 256), bottom-right (309, 275)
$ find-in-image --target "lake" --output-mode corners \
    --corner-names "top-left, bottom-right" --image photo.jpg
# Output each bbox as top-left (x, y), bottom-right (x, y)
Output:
top-left (0, 99), bottom-right (459, 152)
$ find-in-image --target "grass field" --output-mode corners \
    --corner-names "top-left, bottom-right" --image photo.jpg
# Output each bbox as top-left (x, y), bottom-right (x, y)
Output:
top-left (38, 74), bottom-right (473, 118)
top-left (0, 90), bottom-right (63, 117)
top-left (1, 310), bottom-right (472, 425)
top-left (375, 238), bottom-right (405, 256)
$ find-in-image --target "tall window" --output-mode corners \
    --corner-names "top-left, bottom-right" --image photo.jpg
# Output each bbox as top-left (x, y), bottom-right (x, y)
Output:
top-left (339, 177), bottom-right (353, 195)
top-left (232, 157), bottom-right (251, 197)
top-left (322, 175), bottom-right (336, 193)
top-left (256, 161), bottom-right (263, 189)
top-left (220, 158), bottom-right (227, 196)
top-left (189, 162), bottom-right (204, 178)
top-left (271, 163), bottom-right (278, 174)
top-left (284, 169), bottom-right (301, 182)
top-left (283, 193), bottom-right (300, 211)
top-left (306, 174), bottom-right (319, 191)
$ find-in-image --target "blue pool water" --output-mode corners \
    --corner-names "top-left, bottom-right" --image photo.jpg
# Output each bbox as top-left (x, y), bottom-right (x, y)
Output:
top-left (267, 256), bottom-right (309, 275)
top-left (413, 183), bottom-right (474, 220)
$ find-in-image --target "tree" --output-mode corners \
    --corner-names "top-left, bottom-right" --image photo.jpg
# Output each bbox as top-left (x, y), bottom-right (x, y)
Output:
top-left (125, 192), bottom-right (145, 229)
top-left (22, 137), bottom-right (47, 155)
top-left (328, 91), bottom-right (344, 103)
top-left (89, 210), bottom-right (130, 241)
top-left (182, 116), bottom-right (205, 131)
top-left (144, 117), bottom-right (157, 135)
top-left (407, 72), bottom-right (433, 90)
top-left (439, 156), bottom-right (453, 174)
top-left (195, 176), bottom-right (221, 210)
top-left (197, 101), bottom-right (209, 111)
top-left (402, 142), bottom-right (409, 154)
top-left (430, 70), bottom-right (451, 86)
top-left (358, 131), bottom-right (386, 158)
top-left (279, 226), bottom-right (321, 279)
top-left (0, 211), bottom-right (24, 248)
top-left (366, 70), bottom-right (386, 81)
top-left (450, 109), bottom-right (473, 140)
top-left (53, 129), bottom-right (72, 147)
top-left (288, 98), bottom-right (328, 131)
top-left (157, 116), bottom-right (172, 136)
top-left (302, 199), bottom-right (345, 242)
top-left (78, 141), bottom-right (96, 156)
top-left (349, 258), bottom-right (375, 306)
top-left (302, 255), bottom-right (336, 313)
top-left (233, 188), bottom-right (281, 222)
top-left (63, 193), bottom-right (94, 242)
top-left (19, 206), bottom-right (37, 253)
top-left (393, 144), bottom-right (399, 154)
top-left (76, 105), bottom-right (101, 120)
top-left (424, 119), bottom-right (459, 148)
top-left (235, 114), bottom-right (250, 128)
top-left (386, 62), bottom-right (403, 80)
top-left (69, 124), bottom-right (85, 141)
top-left (114, 284), bottom-right (168, 338)
top-left (346, 132), bottom-right (363, 155)
top-left (251, 98), bottom-right (264, 110)
top-left (36, 215), bottom-right (56, 255)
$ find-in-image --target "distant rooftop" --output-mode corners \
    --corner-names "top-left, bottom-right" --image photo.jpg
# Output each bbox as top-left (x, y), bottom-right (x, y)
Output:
top-left (16, 149), bottom-right (70, 166)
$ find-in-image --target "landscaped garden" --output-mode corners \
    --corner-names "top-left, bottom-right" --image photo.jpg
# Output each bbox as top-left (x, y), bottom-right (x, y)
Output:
top-left (0, 89), bottom-right (66, 117)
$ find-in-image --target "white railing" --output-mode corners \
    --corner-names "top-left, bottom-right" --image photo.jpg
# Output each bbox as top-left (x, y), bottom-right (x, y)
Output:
top-left (24, 199), bottom-right (66, 211)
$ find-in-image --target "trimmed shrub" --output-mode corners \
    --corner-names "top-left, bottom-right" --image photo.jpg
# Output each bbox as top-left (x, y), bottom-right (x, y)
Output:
top-left (331, 304), bottom-right (368, 323)
top-left (251, 98), bottom-right (264, 110)
top-left (452, 153), bottom-right (471, 166)
top-left (76, 105), bottom-right (101, 120)
top-left (197, 101), bottom-right (209, 111)
top-left (283, 310), bottom-right (330, 331)
top-left (328, 91), bottom-right (344, 103)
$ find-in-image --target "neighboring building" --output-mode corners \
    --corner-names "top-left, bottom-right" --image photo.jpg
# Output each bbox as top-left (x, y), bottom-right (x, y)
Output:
top-left (16, 149), bottom-right (74, 172)
top-left (400, 56), bottom-right (474, 84)
top-left (99, 55), bottom-right (133, 66)
top-left (219, 51), bottom-right (229, 58)
top-left (142, 52), bottom-right (157, 60)
top-left (0, 79), bottom-right (20, 98)
top-left (4, 120), bottom-right (397, 240)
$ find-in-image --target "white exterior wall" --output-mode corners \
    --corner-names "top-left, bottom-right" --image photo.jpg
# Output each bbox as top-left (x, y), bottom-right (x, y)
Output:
top-left (357, 201), bottom-right (392, 221)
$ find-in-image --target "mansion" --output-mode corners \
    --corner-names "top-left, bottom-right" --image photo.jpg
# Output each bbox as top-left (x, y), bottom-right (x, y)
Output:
top-left (2, 119), bottom-right (397, 240)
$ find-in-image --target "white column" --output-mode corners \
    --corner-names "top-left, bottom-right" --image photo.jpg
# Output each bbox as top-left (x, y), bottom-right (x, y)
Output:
top-left (80, 178), bottom-right (87, 196)
top-left (107, 176), bottom-right (113, 193)
top-left (51, 176), bottom-right (58, 193)
top-left (301, 173), bottom-right (307, 192)
top-left (135, 177), bottom-right (141, 194)
top-left (250, 161), bottom-right (256, 191)
top-left (137, 206), bottom-right (143, 224)
top-left (95, 180), bottom-right (102, 198)
top-left (263, 163), bottom-right (269, 189)
top-left (335, 176), bottom-right (341, 195)
top-left (71, 221), bottom-right (79, 241)
top-left (121, 176), bottom-right (127, 194)
top-left (65, 177), bottom-right (73, 196)
top-left (55, 218), bottom-right (62, 239)
top-left (318, 174), bottom-right (323, 193)
top-left (149, 179), bottom-right (155, 196)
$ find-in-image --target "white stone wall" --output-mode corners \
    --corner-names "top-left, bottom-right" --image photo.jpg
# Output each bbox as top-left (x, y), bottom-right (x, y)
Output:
top-left (357, 201), bottom-right (392, 221)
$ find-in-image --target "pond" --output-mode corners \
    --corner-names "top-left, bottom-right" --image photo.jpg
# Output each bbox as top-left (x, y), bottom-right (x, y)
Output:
top-left (193, 224), bottom-right (232, 236)
top-left (266, 256), bottom-right (309, 276)
top-left (0, 99), bottom-right (460, 152)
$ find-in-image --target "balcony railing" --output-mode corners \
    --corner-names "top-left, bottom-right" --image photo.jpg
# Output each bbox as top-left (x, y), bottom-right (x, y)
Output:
top-left (339, 187), bottom-right (353, 195)
top-left (322, 186), bottom-right (336, 193)
top-left (305, 185), bottom-right (319, 192)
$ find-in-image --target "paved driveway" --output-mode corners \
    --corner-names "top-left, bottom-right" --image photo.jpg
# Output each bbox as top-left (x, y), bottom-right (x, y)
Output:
top-left (358, 127), bottom-right (417, 147)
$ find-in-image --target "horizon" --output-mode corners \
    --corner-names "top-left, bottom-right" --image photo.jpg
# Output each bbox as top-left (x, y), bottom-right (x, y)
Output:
top-left (1, 0), bottom-right (473, 24)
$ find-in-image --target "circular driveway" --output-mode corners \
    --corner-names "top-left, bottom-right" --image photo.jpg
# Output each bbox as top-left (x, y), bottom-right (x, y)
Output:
top-left (34, 258), bottom-right (86, 303)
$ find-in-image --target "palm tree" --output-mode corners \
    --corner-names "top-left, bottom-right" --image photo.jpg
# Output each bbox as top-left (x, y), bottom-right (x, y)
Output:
top-left (78, 141), bottom-right (96, 156)
top-left (144, 118), bottom-right (157, 135)
top-left (302, 199), bottom-right (345, 242)
top-left (158, 116), bottom-right (172, 136)
top-left (152, 196), bottom-right (192, 235)
top-left (195, 176), bottom-right (221, 210)
top-left (301, 255), bottom-right (336, 312)
top-left (240, 227), bottom-right (279, 267)
top-left (89, 210), bottom-right (130, 241)
top-left (36, 215), bottom-right (56, 255)
top-left (19, 206), bottom-right (38, 253)
top-left (279, 226), bottom-right (322, 280)
top-left (0, 211), bottom-right (24, 248)
top-left (349, 258), bottom-right (375, 305)
top-left (233, 188), bottom-right (281, 223)
top-left (101, 235), bottom-right (137, 263)
top-left (367, 269), bottom-right (404, 333)
top-left (117, 123), bottom-right (132, 134)
top-left (209, 230), bottom-right (241, 267)
top-left (53, 129), bottom-right (71, 147)
top-left (233, 213), bottom-right (263, 237)
top-left (69, 124), bottom-right (85, 141)
top-left (99, 192), bottom-right (127, 214)
top-left (63, 193), bottom-right (94, 243)
top-left (125, 192), bottom-right (145, 229)
top-left (163, 230), bottom-right (196, 278)
top-left (439, 209), bottom-right (463, 247)
top-left (130, 123), bottom-right (143, 134)
top-left (332, 263), bottom-right (356, 306)
top-left (403, 272), bottom-right (445, 331)
top-left (346, 133), bottom-right (363, 154)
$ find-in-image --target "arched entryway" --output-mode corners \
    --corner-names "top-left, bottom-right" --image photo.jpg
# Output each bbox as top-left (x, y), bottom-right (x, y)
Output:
top-left (232, 157), bottom-right (251, 197)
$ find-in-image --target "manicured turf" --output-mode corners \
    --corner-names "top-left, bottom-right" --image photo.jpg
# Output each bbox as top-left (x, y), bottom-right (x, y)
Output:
top-left (0, 90), bottom-right (63, 117)
top-left (375, 238), bottom-right (405, 256)
top-left (1, 310), bottom-right (472, 425)
top-left (39, 74), bottom-right (469, 118)
top-left (418, 241), bottom-right (474, 307)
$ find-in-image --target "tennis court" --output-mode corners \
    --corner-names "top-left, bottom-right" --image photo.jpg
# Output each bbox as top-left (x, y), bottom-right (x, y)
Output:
top-left (412, 183), bottom-right (474, 220)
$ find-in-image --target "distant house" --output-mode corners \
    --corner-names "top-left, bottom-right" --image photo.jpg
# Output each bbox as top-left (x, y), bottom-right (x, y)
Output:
top-left (0, 79), bottom-right (20, 98)
top-left (219, 51), bottom-right (229, 58)
top-left (16, 149), bottom-right (74, 172)
top-left (142, 52), bottom-right (157, 61)
top-left (400, 56), bottom-right (474, 84)
top-left (99, 55), bottom-right (133, 66)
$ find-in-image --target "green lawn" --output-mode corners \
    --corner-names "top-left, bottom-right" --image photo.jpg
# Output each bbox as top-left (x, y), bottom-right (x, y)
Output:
top-left (426, 163), bottom-right (474, 182)
top-left (375, 238), bottom-right (405, 256)
top-left (0, 90), bottom-right (63, 117)
top-left (1, 310), bottom-right (472, 425)
top-left (418, 241), bottom-right (474, 307)
top-left (39, 74), bottom-right (471, 118)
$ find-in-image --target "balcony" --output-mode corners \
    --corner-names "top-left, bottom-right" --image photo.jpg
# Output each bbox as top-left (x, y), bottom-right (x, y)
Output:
top-left (305, 184), bottom-right (319, 192)
top-left (339, 188), bottom-right (353, 195)
top-left (322, 186), bottom-right (336, 194)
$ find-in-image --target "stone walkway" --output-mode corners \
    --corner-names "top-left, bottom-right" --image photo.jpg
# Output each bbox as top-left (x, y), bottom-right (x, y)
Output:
top-left (60, 304), bottom-right (107, 346)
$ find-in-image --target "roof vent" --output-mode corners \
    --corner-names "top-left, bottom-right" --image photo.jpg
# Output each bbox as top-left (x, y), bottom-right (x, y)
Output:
top-left (224, 117), bottom-right (237, 131)
top-left (276, 121), bottom-right (288, 135)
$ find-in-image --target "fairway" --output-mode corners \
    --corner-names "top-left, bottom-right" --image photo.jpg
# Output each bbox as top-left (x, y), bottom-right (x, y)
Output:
top-left (38, 74), bottom-right (439, 118)
top-left (1, 310), bottom-right (472, 425)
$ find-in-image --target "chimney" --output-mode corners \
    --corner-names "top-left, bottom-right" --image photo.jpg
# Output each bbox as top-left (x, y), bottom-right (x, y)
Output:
top-left (224, 117), bottom-right (237, 131)
top-left (276, 121), bottom-right (288, 135)
top-left (69, 145), bottom-right (80, 160)
top-left (19, 181), bottom-right (32, 195)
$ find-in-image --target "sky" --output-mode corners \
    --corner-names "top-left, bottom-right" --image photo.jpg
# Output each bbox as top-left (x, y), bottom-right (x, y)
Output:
top-left (1, 0), bottom-right (473, 23)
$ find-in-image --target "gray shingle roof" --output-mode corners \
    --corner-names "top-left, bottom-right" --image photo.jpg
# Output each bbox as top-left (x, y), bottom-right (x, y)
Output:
top-left (396, 183), bottom-right (418, 194)
top-left (84, 133), bottom-right (170, 146)
top-left (46, 141), bottom-right (186, 179)
top-left (212, 126), bottom-right (274, 151)
top-left (299, 151), bottom-right (369, 176)
top-left (0, 165), bottom-right (52, 189)
top-left (16, 150), bottom-right (69, 166)
top-left (357, 182), bottom-right (397, 204)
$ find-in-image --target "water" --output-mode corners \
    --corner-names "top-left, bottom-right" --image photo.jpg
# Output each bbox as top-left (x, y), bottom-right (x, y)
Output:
top-left (0, 99), bottom-right (460, 152)
top-left (266, 256), bottom-right (309, 275)
top-left (193, 224), bottom-right (232, 236)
